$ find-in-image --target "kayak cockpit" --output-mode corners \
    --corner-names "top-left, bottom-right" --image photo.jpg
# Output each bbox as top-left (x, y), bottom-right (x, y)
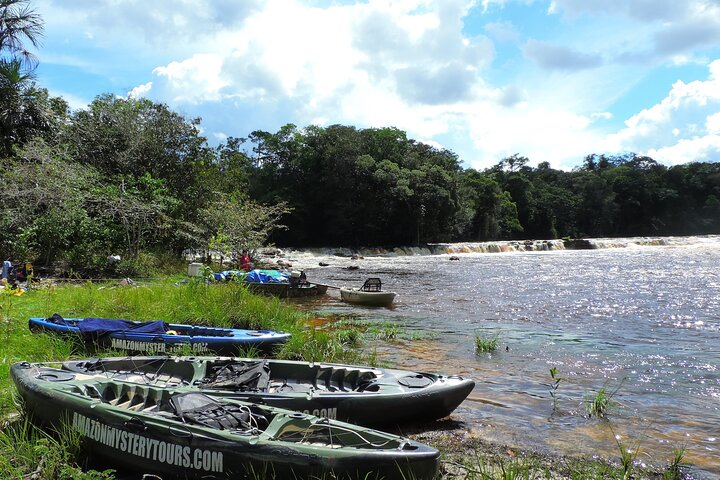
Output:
top-left (200, 360), bottom-right (383, 394)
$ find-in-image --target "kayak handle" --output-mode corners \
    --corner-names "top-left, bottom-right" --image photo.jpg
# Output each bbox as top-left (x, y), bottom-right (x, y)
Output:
top-left (168, 424), bottom-right (193, 439)
top-left (124, 418), bottom-right (147, 433)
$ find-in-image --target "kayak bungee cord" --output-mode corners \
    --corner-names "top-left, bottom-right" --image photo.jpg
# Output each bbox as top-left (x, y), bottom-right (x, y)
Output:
top-left (289, 421), bottom-right (394, 449)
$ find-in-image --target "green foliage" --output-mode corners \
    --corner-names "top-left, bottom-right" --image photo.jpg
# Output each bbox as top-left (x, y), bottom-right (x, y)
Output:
top-left (366, 321), bottom-right (403, 341)
top-left (0, 418), bottom-right (115, 479)
top-left (201, 192), bottom-right (291, 258)
top-left (584, 380), bottom-right (624, 418)
top-left (0, 0), bottom-right (44, 69)
top-left (2, 11), bottom-right (720, 265)
top-left (663, 445), bottom-right (687, 480)
top-left (612, 431), bottom-right (641, 480)
top-left (335, 327), bottom-right (361, 347)
top-left (247, 124), bottom-right (464, 246)
top-left (474, 333), bottom-right (499, 353)
top-left (3, 87), bottom-right (720, 262)
top-left (112, 251), bottom-right (185, 278)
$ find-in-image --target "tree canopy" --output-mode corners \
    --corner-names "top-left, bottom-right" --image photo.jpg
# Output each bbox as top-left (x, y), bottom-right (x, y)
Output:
top-left (1, 2), bottom-right (719, 275)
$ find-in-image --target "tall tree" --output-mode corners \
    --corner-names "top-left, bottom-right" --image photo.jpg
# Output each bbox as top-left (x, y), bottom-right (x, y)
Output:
top-left (0, 0), bottom-right (43, 69)
top-left (0, 59), bottom-right (61, 156)
top-left (0, 57), bottom-right (31, 155)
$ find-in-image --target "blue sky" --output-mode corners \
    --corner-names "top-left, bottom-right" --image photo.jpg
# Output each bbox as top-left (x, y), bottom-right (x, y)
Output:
top-left (33, 0), bottom-right (720, 170)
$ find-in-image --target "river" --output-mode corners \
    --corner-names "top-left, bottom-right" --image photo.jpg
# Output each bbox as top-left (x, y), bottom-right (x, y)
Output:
top-left (275, 236), bottom-right (720, 479)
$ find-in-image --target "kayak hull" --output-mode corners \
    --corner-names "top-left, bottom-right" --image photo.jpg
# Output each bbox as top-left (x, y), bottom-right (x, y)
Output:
top-left (28, 316), bottom-right (290, 356)
top-left (11, 362), bottom-right (440, 480)
top-left (246, 282), bottom-right (329, 298)
top-left (63, 356), bottom-right (475, 426)
top-left (340, 288), bottom-right (396, 307)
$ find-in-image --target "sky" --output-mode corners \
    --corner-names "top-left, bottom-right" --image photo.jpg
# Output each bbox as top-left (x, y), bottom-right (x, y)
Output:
top-left (33, 0), bottom-right (720, 170)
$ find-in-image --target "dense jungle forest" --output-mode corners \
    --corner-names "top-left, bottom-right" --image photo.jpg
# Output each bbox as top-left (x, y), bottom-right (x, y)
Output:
top-left (1, 1), bottom-right (719, 276)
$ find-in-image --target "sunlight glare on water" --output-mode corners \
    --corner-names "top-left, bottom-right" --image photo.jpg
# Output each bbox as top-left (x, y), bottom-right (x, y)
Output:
top-left (290, 238), bottom-right (720, 478)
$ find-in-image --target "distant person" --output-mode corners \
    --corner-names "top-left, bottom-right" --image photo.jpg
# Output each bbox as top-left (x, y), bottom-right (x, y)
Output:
top-left (2, 260), bottom-right (10, 280)
top-left (15, 263), bottom-right (26, 282)
top-left (239, 250), bottom-right (252, 272)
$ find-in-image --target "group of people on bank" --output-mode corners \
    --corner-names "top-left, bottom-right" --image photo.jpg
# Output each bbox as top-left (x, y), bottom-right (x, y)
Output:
top-left (1, 260), bottom-right (33, 290)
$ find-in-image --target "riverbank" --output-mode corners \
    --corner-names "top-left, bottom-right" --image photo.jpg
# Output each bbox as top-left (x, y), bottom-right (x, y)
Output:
top-left (0, 277), bottom-right (692, 479)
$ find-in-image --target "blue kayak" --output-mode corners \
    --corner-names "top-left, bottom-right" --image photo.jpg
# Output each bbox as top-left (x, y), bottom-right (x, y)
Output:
top-left (28, 314), bottom-right (290, 355)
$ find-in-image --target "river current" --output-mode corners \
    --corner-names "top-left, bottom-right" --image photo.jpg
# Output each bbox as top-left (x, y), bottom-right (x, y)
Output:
top-left (278, 236), bottom-right (720, 478)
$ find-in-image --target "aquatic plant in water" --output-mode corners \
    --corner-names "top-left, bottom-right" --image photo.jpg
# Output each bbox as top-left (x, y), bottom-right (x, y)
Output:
top-left (474, 333), bottom-right (499, 354)
top-left (584, 379), bottom-right (624, 418)
top-left (549, 367), bottom-right (562, 412)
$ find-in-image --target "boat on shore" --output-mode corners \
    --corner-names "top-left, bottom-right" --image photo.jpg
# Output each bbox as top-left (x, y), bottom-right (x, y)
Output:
top-left (246, 281), bottom-right (328, 298)
top-left (61, 355), bottom-right (475, 426)
top-left (215, 269), bottom-right (329, 298)
top-left (340, 278), bottom-right (396, 307)
top-left (11, 361), bottom-right (439, 480)
top-left (29, 315), bottom-right (290, 355)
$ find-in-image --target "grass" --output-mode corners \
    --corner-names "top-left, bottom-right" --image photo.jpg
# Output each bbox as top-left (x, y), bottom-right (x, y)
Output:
top-left (1, 278), bottom-right (384, 390)
top-left (474, 332), bottom-right (499, 354)
top-left (583, 380), bottom-right (624, 418)
top-left (0, 416), bottom-right (115, 479)
top-left (614, 432), bottom-right (641, 480)
top-left (663, 445), bottom-right (687, 480)
top-left (0, 277), bottom-right (388, 478)
top-left (366, 321), bottom-right (404, 341)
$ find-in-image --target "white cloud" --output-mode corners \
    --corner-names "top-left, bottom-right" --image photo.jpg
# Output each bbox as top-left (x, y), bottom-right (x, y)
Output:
top-left (39, 0), bottom-right (720, 170)
top-left (151, 54), bottom-right (227, 104)
top-left (605, 59), bottom-right (720, 165)
top-left (462, 102), bottom-right (601, 169)
top-left (128, 82), bottom-right (152, 99)
top-left (138, 0), bottom-right (494, 144)
top-left (707, 112), bottom-right (720, 134)
top-left (591, 112), bottom-right (613, 121)
top-left (646, 136), bottom-right (720, 164)
top-left (127, 0), bottom-right (668, 170)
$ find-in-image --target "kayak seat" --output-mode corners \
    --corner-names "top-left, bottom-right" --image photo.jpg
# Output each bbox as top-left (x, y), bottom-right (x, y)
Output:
top-left (201, 361), bottom-right (271, 391)
top-left (360, 278), bottom-right (382, 292)
top-left (170, 392), bottom-right (268, 431)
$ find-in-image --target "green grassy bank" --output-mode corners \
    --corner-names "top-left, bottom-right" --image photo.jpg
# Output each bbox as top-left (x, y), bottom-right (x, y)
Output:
top-left (0, 279), bottom-right (691, 479)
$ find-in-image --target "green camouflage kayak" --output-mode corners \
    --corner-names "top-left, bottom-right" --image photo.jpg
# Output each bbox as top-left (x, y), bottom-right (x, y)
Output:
top-left (61, 355), bottom-right (475, 426)
top-left (12, 361), bottom-right (440, 479)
